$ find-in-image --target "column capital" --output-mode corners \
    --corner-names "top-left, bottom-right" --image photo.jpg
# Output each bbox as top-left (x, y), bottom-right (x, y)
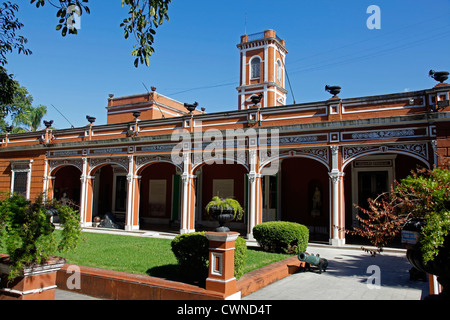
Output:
top-left (328, 171), bottom-right (344, 183)
top-left (330, 145), bottom-right (340, 155)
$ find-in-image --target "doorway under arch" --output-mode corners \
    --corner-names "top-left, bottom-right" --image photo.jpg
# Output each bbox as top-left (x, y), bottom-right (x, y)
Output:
top-left (194, 162), bottom-right (248, 233)
top-left (138, 161), bottom-right (180, 231)
top-left (278, 157), bottom-right (330, 240)
top-left (52, 165), bottom-right (82, 205)
top-left (343, 152), bottom-right (429, 241)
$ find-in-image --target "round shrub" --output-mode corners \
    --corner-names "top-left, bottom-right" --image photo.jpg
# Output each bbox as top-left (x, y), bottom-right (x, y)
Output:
top-left (171, 232), bottom-right (209, 281)
top-left (170, 232), bottom-right (248, 282)
top-left (253, 221), bottom-right (309, 254)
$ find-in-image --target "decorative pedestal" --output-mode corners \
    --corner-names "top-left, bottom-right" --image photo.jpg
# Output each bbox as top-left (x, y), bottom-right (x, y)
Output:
top-left (205, 232), bottom-right (241, 300)
top-left (0, 256), bottom-right (66, 300)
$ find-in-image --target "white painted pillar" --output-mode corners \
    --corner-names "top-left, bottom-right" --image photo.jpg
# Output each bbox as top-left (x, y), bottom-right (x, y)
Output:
top-left (79, 157), bottom-right (88, 227)
top-left (180, 152), bottom-right (195, 234)
top-left (43, 158), bottom-right (49, 200)
top-left (329, 145), bottom-right (345, 246)
top-left (247, 149), bottom-right (259, 240)
top-left (125, 155), bottom-right (136, 231)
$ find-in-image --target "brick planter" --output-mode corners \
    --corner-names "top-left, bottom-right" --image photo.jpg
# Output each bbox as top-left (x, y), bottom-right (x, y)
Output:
top-left (0, 255), bottom-right (66, 300)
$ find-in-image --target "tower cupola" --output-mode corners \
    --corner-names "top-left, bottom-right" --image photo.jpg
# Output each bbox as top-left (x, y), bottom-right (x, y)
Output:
top-left (236, 30), bottom-right (288, 110)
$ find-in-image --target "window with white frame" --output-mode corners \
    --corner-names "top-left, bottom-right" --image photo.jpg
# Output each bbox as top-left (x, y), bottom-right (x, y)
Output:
top-left (277, 59), bottom-right (283, 83)
top-left (11, 161), bottom-right (32, 199)
top-left (251, 56), bottom-right (261, 79)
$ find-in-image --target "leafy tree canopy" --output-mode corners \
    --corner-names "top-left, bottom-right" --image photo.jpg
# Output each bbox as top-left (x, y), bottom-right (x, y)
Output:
top-left (1, 83), bottom-right (48, 133)
top-left (0, 0), bottom-right (171, 118)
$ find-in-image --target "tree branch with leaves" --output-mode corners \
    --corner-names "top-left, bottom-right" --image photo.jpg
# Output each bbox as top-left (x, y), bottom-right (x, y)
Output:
top-left (120, 0), bottom-right (170, 67)
top-left (29, 0), bottom-right (171, 67)
top-left (0, 1), bottom-right (32, 67)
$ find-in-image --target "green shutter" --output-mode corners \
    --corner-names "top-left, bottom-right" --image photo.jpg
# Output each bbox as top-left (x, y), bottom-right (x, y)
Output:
top-left (172, 175), bottom-right (181, 220)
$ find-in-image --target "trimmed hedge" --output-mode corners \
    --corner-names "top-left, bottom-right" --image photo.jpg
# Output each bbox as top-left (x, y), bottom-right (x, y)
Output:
top-left (234, 236), bottom-right (247, 279)
top-left (253, 221), bottom-right (309, 254)
top-left (170, 232), bottom-right (209, 281)
top-left (170, 232), bottom-right (248, 282)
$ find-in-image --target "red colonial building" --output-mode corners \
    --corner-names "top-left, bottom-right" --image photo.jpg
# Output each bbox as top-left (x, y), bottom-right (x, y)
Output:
top-left (1, 30), bottom-right (449, 246)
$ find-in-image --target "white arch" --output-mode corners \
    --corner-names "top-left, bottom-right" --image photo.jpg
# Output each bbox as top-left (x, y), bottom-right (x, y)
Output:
top-left (191, 158), bottom-right (249, 175)
top-left (342, 150), bottom-right (430, 171)
top-left (50, 163), bottom-right (82, 176)
top-left (259, 152), bottom-right (330, 173)
top-left (136, 159), bottom-right (183, 175)
top-left (88, 160), bottom-right (128, 175)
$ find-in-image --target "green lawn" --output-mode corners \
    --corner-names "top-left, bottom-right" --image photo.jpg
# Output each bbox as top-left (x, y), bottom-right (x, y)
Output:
top-left (51, 231), bottom-right (290, 281)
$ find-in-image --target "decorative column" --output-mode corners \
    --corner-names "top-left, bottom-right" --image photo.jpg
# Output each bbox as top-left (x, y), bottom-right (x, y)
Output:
top-left (247, 149), bottom-right (261, 240)
top-left (180, 152), bottom-right (196, 233)
top-left (205, 232), bottom-right (241, 300)
top-left (79, 158), bottom-right (89, 227)
top-left (329, 145), bottom-right (345, 246)
top-left (125, 155), bottom-right (139, 231)
top-left (42, 159), bottom-right (49, 201)
top-left (43, 158), bottom-right (55, 202)
top-left (431, 140), bottom-right (438, 168)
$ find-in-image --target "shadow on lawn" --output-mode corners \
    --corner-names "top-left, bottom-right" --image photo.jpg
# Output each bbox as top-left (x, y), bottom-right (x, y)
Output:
top-left (146, 264), bottom-right (206, 288)
top-left (144, 247), bottom-right (290, 289)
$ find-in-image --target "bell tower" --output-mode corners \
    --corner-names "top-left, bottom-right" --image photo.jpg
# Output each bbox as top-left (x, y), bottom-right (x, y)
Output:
top-left (236, 30), bottom-right (288, 110)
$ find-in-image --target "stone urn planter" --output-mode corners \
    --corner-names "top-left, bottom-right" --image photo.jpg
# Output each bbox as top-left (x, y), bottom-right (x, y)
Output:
top-left (210, 209), bottom-right (236, 232)
top-left (0, 255), bottom-right (66, 300)
top-left (206, 197), bottom-right (244, 232)
top-left (402, 220), bottom-right (450, 299)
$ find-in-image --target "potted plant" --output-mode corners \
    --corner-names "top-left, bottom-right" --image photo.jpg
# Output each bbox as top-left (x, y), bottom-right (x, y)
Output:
top-left (343, 167), bottom-right (450, 299)
top-left (0, 193), bottom-right (81, 300)
top-left (206, 196), bottom-right (244, 232)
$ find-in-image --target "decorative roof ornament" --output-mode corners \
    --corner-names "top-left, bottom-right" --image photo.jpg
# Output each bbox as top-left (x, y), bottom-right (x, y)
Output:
top-left (429, 70), bottom-right (449, 83)
top-left (325, 85), bottom-right (341, 97)
top-left (184, 102), bottom-right (198, 114)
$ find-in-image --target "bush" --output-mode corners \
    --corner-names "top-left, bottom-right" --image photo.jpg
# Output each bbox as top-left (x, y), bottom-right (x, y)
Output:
top-left (0, 193), bottom-right (81, 280)
top-left (234, 236), bottom-right (247, 279)
top-left (170, 232), bottom-right (248, 282)
top-left (170, 232), bottom-right (209, 281)
top-left (253, 221), bottom-right (309, 254)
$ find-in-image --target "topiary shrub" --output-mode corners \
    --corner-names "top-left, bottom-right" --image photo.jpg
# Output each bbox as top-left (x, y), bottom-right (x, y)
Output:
top-left (170, 232), bottom-right (248, 282)
top-left (253, 221), bottom-right (309, 254)
top-left (170, 232), bottom-right (209, 281)
top-left (234, 236), bottom-right (247, 280)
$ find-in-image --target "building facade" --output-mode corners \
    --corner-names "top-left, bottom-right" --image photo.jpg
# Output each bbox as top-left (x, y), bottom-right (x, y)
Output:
top-left (1, 30), bottom-right (449, 246)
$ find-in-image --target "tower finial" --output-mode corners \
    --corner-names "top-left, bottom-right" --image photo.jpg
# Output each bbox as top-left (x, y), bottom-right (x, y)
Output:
top-left (244, 13), bottom-right (247, 35)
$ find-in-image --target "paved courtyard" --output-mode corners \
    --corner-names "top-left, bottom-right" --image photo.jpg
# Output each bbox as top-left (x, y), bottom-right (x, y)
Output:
top-left (243, 244), bottom-right (429, 300)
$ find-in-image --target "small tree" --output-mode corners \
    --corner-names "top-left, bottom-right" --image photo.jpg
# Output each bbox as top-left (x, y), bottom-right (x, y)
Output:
top-left (345, 167), bottom-right (450, 263)
top-left (0, 193), bottom-right (82, 280)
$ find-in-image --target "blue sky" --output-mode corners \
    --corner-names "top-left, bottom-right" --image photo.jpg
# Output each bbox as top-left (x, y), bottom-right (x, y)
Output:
top-left (6, 0), bottom-right (450, 129)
